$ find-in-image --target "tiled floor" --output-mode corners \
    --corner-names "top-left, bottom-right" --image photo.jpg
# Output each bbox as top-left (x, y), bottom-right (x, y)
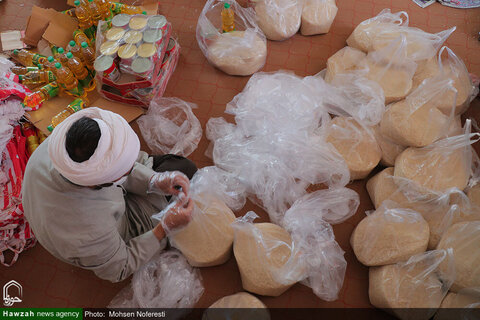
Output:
top-left (0, 0), bottom-right (479, 312)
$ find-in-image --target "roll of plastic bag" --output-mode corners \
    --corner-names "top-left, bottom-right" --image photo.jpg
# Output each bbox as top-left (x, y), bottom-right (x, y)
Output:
top-left (137, 97), bottom-right (202, 157)
top-left (197, 0), bottom-right (267, 76)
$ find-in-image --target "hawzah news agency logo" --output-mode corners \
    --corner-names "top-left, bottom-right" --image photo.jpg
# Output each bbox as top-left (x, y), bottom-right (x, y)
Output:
top-left (3, 280), bottom-right (22, 307)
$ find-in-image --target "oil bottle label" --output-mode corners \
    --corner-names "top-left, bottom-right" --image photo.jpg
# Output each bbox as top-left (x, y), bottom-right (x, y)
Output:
top-left (110, 2), bottom-right (122, 14)
top-left (68, 99), bottom-right (86, 113)
top-left (45, 82), bottom-right (59, 98)
top-left (47, 71), bottom-right (56, 83)
top-left (32, 54), bottom-right (46, 65)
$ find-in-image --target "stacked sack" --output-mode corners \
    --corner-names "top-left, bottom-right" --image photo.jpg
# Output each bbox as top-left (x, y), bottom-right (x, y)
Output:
top-left (340, 9), bottom-right (480, 320)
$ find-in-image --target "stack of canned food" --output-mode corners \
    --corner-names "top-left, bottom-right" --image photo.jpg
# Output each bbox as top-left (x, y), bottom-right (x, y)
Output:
top-left (94, 13), bottom-right (170, 82)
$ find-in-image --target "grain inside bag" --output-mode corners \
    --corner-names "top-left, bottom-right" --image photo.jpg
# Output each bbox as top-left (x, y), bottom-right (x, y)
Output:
top-left (326, 116), bottom-right (381, 180)
top-left (324, 46), bottom-right (366, 83)
top-left (203, 292), bottom-right (270, 320)
top-left (233, 213), bottom-right (297, 296)
top-left (254, 0), bottom-right (301, 41)
top-left (300, 0), bottom-right (338, 36)
top-left (351, 201), bottom-right (429, 266)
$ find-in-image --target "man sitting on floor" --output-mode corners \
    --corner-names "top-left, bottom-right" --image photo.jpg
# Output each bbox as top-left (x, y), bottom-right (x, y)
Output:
top-left (22, 108), bottom-right (196, 282)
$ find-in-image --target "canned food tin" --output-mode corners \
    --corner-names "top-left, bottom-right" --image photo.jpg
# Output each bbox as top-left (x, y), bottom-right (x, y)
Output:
top-left (143, 29), bottom-right (163, 44)
top-left (137, 43), bottom-right (157, 58)
top-left (94, 55), bottom-right (121, 82)
top-left (147, 15), bottom-right (167, 31)
top-left (100, 41), bottom-right (120, 57)
top-left (118, 44), bottom-right (137, 59)
top-left (124, 30), bottom-right (143, 45)
top-left (131, 57), bottom-right (153, 78)
top-left (112, 14), bottom-right (131, 29)
top-left (106, 27), bottom-right (126, 42)
top-left (129, 16), bottom-right (148, 31)
top-left (166, 38), bottom-right (177, 53)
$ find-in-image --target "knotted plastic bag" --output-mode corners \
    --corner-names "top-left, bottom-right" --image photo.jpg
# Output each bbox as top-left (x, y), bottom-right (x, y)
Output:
top-left (197, 0), bottom-right (266, 76)
top-left (137, 97), bottom-right (202, 157)
top-left (347, 9), bottom-right (409, 52)
top-left (108, 249), bottom-right (204, 311)
top-left (369, 249), bottom-right (456, 320)
top-left (380, 74), bottom-right (457, 147)
top-left (157, 167), bottom-right (245, 267)
top-left (300, 0), bottom-right (338, 36)
top-left (251, 0), bottom-right (302, 41)
top-left (394, 119), bottom-right (479, 193)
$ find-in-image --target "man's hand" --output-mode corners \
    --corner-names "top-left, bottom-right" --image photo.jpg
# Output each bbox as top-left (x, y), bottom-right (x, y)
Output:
top-left (149, 171), bottom-right (190, 197)
top-left (152, 198), bottom-right (194, 241)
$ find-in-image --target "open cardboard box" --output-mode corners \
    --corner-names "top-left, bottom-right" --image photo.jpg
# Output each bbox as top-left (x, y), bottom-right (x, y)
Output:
top-left (23, 0), bottom-right (160, 134)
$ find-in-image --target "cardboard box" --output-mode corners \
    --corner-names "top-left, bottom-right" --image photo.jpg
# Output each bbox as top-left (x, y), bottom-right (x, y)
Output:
top-left (42, 12), bottom-right (79, 48)
top-left (23, 6), bottom-right (57, 47)
top-left (26, 90), bottom-right (144, 135)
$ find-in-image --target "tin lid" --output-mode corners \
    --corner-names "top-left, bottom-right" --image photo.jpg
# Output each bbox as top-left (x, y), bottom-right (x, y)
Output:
top-left (100, 41), bottom-right (120, 56)
top-left (118, 44), bottom-right (137, 59)
top-left (167, 38), bottom-right (176, 51)
top-left (137, 43), bottom-right (157, 58)
top-left (94, 55), bottom-right (115, 72)
top-left (106, 27), bottom-right (126, 41)
top-left (147, 15), bottom-right (167, 29)
top-left (143, 29), bottom-right (163, 43)
top-left (124, 30), bottom-right (143, 44)
top-left (112, 14), bottom-right (131, 28)
top-left (129, 16), bottom-right (148, 30)
top-left (132, 57), bottom-right (153, 74)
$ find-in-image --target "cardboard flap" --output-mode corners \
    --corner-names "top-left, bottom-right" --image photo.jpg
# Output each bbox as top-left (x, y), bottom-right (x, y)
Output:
top-left (90, 97), bottom-right (145, 121)
top-left (23, 6), bottom-right (57, 47)
top-left (42, 12), bottom-right (79, 48)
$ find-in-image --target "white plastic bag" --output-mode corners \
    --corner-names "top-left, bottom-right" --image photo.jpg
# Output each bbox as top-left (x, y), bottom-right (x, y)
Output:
top-left (108, 249), bottom-right (204, 310)
top-left (137, 97), bottom-right (202, 157)
top-left (300, 0), bottom-right (338, 36)
top-left (347, 9), bottom-right (409, 52)
top-left (369, 249), bottom-right (456, 320)
top-left (252, 0), bottom-right (302, 41)
top-left (197, 0), bottom-right (267, 76)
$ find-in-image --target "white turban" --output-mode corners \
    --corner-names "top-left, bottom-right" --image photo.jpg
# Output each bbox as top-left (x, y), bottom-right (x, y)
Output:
top-left (48, 107), bottom-right (140, 186)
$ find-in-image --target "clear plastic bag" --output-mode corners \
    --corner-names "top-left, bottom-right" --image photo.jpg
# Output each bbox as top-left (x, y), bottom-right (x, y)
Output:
top-left (351, 200), bottom-right (430, 267)
top-left (369, 249), bottom-right (455, 320)
top-left (197, 0), bottom-right (267, 76)
top-left (371, 26), bottom-right (455, 61)
top-left (108, 249), bottom-right (204, 310)
top-left (394, 119), bottom-right (480, 193)
top-left (372, 125), bottom-right (406, 166)
top-left (252, 0), bottom-right (302, 41)
top-left (324, 116), bottom-right (381, 180)
top-left (160, 167), bottom-right (244, 267)
top-left (358, 35), bottom-right (418, 104)
top-left (437, 221), bottom-right (480, 292)
top-left (435, 287), bottom-right (480, 320)
top-left (324, 46), bottom-right (367, 83)
top-left (300, 0), bottom-right (338, 36)
top-left (380, 74), bottom-right (457, 147)
top-left (413, 47), bottom-right (478, 115)
top-left (347, 9), bottom-right (409, 52)
top-left (137, 97), bottom-right (202, 157)
top-left (207, 71), bottom-right (351, 223)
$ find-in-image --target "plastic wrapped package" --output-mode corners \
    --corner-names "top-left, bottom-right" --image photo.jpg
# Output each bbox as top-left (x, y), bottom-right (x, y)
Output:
top-left (203, 292), bottom-right (270, 320)
top-left (380, 75), bottom-right (456, 148)
top-left (197, 0), bottom-right (266, 76)
top-left (351, 201), bottom-right (429, 267)
top-left (108, 249), bottom-right (204, 310)
top-left (300, 0), bottom-right (338, 36)
top-left (412, 47), bottom-right (478, 115)
top-left (153, 167), bottom-right (245, 267)
top-left (437, 221), bottom-right (480, 292)
top-left (232, 212), bottom-right (298, 297)
top-left (324, 46), bottom-right (366, 83)
top-left (436, 288), bottom-right (480, 320)
top-left (369, 249), bottom-right (456, 320)
top-left (358, 35), bottom-right (417, 104)
top-left (394, 120), bottom-right (479, 193)
top-left (372, 125), bottom-right (406, 166)
top-left (252, 0), bottom-right (302, 41)
top-left (323, 72), bottom-right (385, 126)
top-left (325, 116), bottom-right (381, 180)
top-left (367, 167), bottom-right (409, 209)
top-left (208, 71), bottom-right (351, 223)
top-left (347, 9), bottom-right (409, 52)
top-left (137, 97), bottom-right (202, 157)
top-left (371, 26), bottom-right (455, 61)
